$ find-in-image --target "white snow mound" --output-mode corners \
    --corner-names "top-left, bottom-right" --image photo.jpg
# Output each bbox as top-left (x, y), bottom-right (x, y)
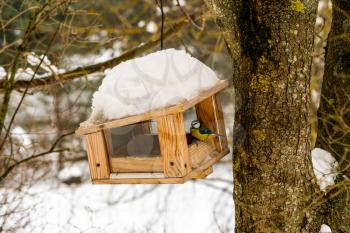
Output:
top-left (319, 224), bottom-right (332, 233)
top-left (311, 148), bottom-right (338, 190)
top-left (87, 49), bottom-right (220, 123)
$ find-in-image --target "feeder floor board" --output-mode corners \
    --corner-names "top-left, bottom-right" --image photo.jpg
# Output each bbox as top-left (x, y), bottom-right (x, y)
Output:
top-left (92, 148), bottom-right (229, 184)
top-left (108, 139), bottom-right (214, 173)
top-left (110, 157), bottom-right (163, 173)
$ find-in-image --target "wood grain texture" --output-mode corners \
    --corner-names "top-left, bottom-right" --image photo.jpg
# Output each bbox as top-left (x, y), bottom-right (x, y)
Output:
top-left (156, 113), bottom-right (190, 177)
top-left (110, 157), bottom-right (163, 173)
top-left (109, 140), bottom-right (214, 173)
top-left (92, 147), bottom-right (230, 184)
top-left (95, 174), bottom-right (185, 184)
top-left (76, 105), bottom-right (182, 136)
top-left (188, 140), bottom-right (215, 168)
top-left (75, 80), bottom-right (228, 136)
top-left (193, 166), bottom-right (213, 179)
top-left (85, 131), bottom-right (110, 180)
top-left (195, 94), bottom-right (228, 152)
top-left (109, 140), bottom-right (213, 173)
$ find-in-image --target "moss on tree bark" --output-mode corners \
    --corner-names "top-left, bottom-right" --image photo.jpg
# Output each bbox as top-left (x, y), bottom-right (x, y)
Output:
top-left (204, 0), bottom-right (321, 232)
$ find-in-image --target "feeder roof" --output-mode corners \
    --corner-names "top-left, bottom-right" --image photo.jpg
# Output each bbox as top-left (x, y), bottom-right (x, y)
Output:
top-left (76, 80), bottom-right (228, 136)
top-left (86, 49), bottom-right (224, 124)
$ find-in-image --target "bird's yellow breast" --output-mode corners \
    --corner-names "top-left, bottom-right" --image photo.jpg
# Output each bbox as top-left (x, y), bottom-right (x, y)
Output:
top-left (191, 128), bottom-right (210, 141)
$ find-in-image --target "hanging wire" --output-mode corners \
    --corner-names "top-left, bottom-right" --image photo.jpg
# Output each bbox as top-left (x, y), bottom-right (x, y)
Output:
top-left (160, 0), bottom-right (164, 50)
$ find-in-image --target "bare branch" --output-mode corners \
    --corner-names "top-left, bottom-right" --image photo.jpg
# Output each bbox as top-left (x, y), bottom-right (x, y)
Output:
top-left (0, 131), bottom-right (74, 182)
top-left (175, 0), bottom-right (204, 30)
top-left (0, 17), bottom-right (189, 91)
top-left (0, 3), bottom-right (68, 150)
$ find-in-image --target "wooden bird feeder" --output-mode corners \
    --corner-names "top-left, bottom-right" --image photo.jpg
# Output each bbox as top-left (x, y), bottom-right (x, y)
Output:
top-left (76, 80), bottom-right (229, 184)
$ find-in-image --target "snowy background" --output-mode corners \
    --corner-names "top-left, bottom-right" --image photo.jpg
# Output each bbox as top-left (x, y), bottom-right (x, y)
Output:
top-left (0, 0), bottom-right (337, 233)
top-left (21, 163), bottom-right (234, 233)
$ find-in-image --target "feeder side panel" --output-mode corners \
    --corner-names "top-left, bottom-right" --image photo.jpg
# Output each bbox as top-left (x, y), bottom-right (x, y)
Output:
top-left (85, 131), bottom-right (111, 180)
top-left (156, 113), bottom-right (190, 177)
top-left (195, 94), bottom-right (228, 152)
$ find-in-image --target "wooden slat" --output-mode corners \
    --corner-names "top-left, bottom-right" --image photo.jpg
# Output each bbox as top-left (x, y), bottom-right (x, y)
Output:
top-left (188, 140), bottom-right (215, 168)
top-left (156, 113), bottom-right (190, 177)
top-left (110, 138), bottom-right (215, 173)
top-left (193, 166), bottom-right (213, 179)
top-left (109, 140), bottom-right (214, 173)
top-left (95, 173), bottom-right (185, 184)
top-left (75, 80), bottom-right (228, 136)
top-left (76, 105), bottom-right (183, 136)
top-left (85, 131), bottom-right (110, 180)
top-left (110, 172), bottom-right (165, 179)
top-left (110, 157), bottom-right (163, 173)
top-left (185, 147), bottom-right (229, 180)
top-left (92, 147), bottom-right (230, 184)
top-left (195, 94), bottom-right (228, 152)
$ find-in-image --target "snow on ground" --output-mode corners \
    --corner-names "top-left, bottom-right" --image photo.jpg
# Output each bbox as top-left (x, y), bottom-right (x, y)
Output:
top-left (311, 148), bottom-right (338, 190)
top-left (22, 162), bottom-right (234, 233)
top-left (320, 224), bottom-right (332, 233)
top-left (88, 49), bottom-right (220, 123)
top-left (7, 148), bottom-right (338, 233)
top-left (0, 66), bottom-right (6, 79)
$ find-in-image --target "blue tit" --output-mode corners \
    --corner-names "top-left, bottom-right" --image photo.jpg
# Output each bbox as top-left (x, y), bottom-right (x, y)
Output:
top-left (190, 120), bottom-right (223, 141)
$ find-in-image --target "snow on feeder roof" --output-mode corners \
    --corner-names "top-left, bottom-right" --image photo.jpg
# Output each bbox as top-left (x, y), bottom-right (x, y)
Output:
top-left (76, 49), bottom-right (229, 184)
top-left (87, 49), bottom-right (221, 123)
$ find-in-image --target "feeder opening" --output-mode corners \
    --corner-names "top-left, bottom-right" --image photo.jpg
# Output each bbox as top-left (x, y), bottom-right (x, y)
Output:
top-left (104, 121), bottom-right (160, 158)
top-left (103, 121), bottom-right (163, 174)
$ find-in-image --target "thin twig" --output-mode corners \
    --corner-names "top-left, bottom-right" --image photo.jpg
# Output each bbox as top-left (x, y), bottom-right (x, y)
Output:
top-left (0, 17), bottom-right (189, 91)
top-left (176, 0), bottom-right (203, 30)
top-left (0, 3), bottom-right (49, 137)
top-left (0, 2), bottom-right (70, 150)
top-left (0, 131), bottom-right (74, 182)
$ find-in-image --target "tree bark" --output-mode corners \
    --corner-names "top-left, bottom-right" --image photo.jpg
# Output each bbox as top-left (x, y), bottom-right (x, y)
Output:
top-left (316, 0), bottom-right (350, 232)
top-left (204, 0), bottom-right (320, 232)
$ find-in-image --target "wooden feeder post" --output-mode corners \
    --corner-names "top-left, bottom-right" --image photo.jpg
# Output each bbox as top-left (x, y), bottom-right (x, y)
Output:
top-left (157, 113), bottom-right (190, 177)
top-left (84, 131), bottom-right (110, 180)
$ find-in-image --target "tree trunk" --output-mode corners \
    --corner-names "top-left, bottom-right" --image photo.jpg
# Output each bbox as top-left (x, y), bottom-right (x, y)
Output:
top-left (204, 0), bottom-right (321, 232)
top-left (316, 0), bottom-right (350, 232)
